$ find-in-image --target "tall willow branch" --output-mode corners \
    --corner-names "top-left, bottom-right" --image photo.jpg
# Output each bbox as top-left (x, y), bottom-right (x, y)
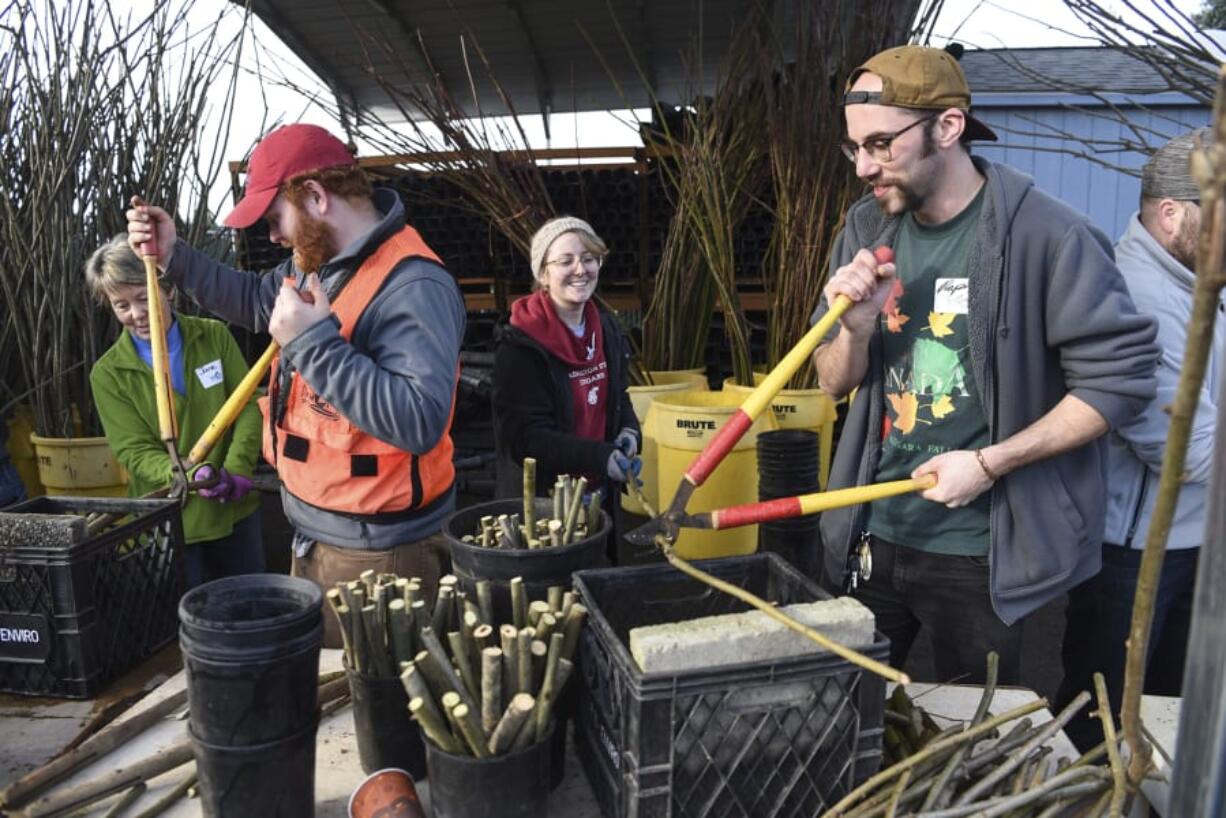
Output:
top-left (0, 0), bottom-right (249, 436)
top-left (1120, 64), bottom-right (1226, 787)
top-left (634, 5), bottom-right (770, 382)
top-left (757, 0), bottom-right (919, 389)
top-left (309, 24), bottom-right (653, 383)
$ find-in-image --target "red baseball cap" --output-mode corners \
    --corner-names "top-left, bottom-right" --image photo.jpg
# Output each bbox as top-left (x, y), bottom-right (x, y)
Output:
top-left (223, 124), bottom-right (357, 229)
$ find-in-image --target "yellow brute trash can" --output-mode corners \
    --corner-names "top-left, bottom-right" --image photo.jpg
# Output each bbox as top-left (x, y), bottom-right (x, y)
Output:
top-left (724, 375), bottom-right (838, 489)
top-left (654, 390), bottom-right (777, 559)
top-left (623, 371), bottom-right (709, 515)
top-left (29, 435), bottom-right (128, 497)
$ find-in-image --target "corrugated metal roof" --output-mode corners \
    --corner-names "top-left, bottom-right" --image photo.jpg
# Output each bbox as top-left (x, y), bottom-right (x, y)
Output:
top-left (235, 0), bottom-right (754, 124)
top-left (239, 0), bottom-right (1210, 125)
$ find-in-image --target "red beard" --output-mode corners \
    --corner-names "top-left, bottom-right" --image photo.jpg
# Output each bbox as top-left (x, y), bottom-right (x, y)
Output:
top-left (291, 209), bottom-right (337, 274)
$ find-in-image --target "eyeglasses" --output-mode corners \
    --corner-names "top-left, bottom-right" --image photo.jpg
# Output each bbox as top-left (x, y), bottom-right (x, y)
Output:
top-left (840, 113), bottom-right (939, 164)
top-left (545, 253), bottom-right (603, 271)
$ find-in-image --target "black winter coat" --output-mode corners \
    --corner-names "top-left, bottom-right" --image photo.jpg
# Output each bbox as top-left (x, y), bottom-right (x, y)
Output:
top-left (492, 310), bottom-right (640, 507)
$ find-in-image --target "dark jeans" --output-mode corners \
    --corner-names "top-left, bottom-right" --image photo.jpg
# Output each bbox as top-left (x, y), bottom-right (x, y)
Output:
top-left (1056, 543), bottom-right (1199, 752)
top-left (184, 511), bottom-right (266, 589)
top-left (854, 535), bottom-right (1023, 685)
top-left (0, 458), bottom-right (26, 509)
top-left (292, 533), bottom-right (449, 649)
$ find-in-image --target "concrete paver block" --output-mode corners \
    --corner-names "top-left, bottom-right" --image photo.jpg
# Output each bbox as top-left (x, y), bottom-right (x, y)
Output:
top-left (629, 596), bottom-right (876, 674)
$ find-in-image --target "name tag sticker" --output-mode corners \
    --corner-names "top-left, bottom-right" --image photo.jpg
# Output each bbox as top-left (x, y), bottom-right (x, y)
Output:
top-left (934, 278), bottom-right (969, 315)
top-left (195, 360), bottom-right (224, 389)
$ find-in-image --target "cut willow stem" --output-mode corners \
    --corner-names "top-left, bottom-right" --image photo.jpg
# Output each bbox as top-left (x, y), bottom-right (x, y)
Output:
top-left (913, 767), bottom-right (1109, 818)
top-left (921, 651), bottom-right (1000, 810)
top-left (13, 741), bottom-right (194, 818)
top-left (100, 784), bottom-right (145, 818)
top-left (884, 769), bottom-right (909, 818)
top-left (1123, 67), bottom-right (1226, 787)
top-left (953, 691), bottom-right (1091, 806)
top-left (1093, 673), bottom-right (1128, 817)
top-left (128, 772), bottom-right (196, 818)
top-left (522, 458), bottom-right (536, 536)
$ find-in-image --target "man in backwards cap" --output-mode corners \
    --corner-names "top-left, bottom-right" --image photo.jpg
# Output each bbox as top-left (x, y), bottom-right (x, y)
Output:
top-left (127, 124), bottom-right (465, 647)
top-left (1057, 128), bottom-right (1218, 749)
top-left (811, 46), bottom-right (1159, 684)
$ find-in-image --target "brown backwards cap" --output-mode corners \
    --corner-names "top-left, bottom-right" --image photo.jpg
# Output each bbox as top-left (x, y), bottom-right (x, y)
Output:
top-left (844, 45), bottom-right (998, 143)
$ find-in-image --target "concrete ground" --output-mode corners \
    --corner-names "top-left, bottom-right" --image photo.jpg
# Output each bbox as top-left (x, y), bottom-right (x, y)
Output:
top-left (0, 649), bottom-right (603, 817)
top-left (0, 644), bottom-right (183, 793)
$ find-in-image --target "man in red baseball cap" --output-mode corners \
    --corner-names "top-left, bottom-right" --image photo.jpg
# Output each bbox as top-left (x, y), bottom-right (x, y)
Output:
top-left (127, 124), bottom-right (465, 648)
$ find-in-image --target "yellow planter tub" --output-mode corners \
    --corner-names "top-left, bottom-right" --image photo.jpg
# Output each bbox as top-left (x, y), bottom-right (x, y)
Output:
top-left (29, 435), bottom-right (128, 497)
top-left (622, 370), bottom-right (711, 515)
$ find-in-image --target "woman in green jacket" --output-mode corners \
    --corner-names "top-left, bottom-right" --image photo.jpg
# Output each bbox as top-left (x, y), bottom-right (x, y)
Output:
top-left (86, 235), bottom-right (265, 587)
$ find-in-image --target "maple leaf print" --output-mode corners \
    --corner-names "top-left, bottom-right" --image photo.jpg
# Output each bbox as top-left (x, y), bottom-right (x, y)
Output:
top-left (886, 310), bottom-right (910, 333)
top-left (930, 393), bottom-right (955, 419)
top-left (886, 392), bottom-right (919, 434)
top-left (882, 278), bottom-right (904, 315)
top-left (926, 312), bottom-right (956, 338)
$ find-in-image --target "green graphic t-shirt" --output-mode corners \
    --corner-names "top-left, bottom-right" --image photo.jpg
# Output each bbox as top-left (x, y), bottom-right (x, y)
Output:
top-left (867, 187), bottom-right (990, 556)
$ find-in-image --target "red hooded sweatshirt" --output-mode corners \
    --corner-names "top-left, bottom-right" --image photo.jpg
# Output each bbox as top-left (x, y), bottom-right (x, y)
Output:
top-left (509, 290), bottom-right (608, 443)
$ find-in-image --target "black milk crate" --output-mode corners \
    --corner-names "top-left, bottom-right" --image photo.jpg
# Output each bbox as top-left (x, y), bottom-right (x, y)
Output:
top-left (573, 553), bottom-right (887, 818)
top-left (0, 496), bottom-right (185, 698)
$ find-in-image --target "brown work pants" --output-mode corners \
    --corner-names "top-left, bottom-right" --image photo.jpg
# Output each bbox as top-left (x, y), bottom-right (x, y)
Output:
top-left (291, 533), bottom-right (450, 649)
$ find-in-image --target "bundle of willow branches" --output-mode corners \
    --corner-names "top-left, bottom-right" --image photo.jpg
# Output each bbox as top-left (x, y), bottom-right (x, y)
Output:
top-left (829, 655), bottom-right (1129, 818)
top-left (0, 0), bottom-right (249, 436)
top-left (756, 0), bottom-right (923, 389)
top-left (618, 6), bottom-right (769, 384)
top-left (326, 571), bottom-right (587, 759)
top-left (358, 31), bottom-right (555, 258)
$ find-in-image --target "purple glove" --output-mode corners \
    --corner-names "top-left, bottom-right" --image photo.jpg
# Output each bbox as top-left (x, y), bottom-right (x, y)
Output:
top-left (226, 473), bottom-right (254, 503)
top-left (194, 465), bottom-right (234, 501)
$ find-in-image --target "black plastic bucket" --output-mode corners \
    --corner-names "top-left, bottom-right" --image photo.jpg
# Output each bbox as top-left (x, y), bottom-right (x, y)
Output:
top-left (191, 716), bottom-right (319, 817)
top-left (425, 721), bottom-right (554, 818)
top-left (347, 663), bottom-right (427, 779)
top-left (444, 498), bottom-right (609, 624)
top-left (548, 682), bottom-right (578, 790)
top-left (179, 574), bottom-right (323, 746)
top-left (757, 430), bottom-right (822, 578)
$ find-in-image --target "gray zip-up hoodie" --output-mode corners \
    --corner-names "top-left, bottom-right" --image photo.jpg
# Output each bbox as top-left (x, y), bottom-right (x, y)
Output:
top-left (165, 189), bottom-right (466, 549)
top-left (1104, 212), bottom-right (1223, 551)
top-left (814, 157), bottom-right (1159, 625)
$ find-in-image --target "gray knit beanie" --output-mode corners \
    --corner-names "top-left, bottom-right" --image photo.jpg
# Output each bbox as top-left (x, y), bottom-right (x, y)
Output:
top-left (530, 216), bottom-right (600, 278)
top-left (1142, 128), bottom-right (1211, 202)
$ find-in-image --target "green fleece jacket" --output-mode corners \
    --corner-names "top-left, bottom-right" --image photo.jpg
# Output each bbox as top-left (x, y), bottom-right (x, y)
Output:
top-left (90, 314), bottom-right (261, 543)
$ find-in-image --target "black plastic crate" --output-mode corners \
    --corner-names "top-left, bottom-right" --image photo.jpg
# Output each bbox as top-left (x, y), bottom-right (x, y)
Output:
top-left (0, 496), bottom-right (185, 698)
top-left (573, 553), bottom-right (887, 818)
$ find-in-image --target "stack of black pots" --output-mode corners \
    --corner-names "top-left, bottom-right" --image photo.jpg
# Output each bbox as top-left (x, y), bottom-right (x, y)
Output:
top-left (757, 429), bottom-right (822, 580)
top-left (179, 575), bottom-right (324, 817)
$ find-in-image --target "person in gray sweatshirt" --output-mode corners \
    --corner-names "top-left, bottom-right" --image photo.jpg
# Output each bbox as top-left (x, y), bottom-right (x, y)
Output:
top-left (812, 46), bottom-right (1159, 685)
top-left (126, 124), bottom-right (465, 648)
top-left (1056, 128), bottom-right (1218, 750)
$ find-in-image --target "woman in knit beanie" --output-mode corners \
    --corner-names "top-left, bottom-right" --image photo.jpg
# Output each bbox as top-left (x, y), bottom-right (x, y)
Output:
top-left (491, 216), bottom-right (641, 561)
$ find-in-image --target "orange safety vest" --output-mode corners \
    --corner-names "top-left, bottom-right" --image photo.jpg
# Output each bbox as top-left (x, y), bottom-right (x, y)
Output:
top-left (258, 225), bottom-right (456, 517)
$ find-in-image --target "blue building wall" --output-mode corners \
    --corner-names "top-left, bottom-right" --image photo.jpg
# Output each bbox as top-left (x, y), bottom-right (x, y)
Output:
top-left (971, 93), bottom-right (1209, 239)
